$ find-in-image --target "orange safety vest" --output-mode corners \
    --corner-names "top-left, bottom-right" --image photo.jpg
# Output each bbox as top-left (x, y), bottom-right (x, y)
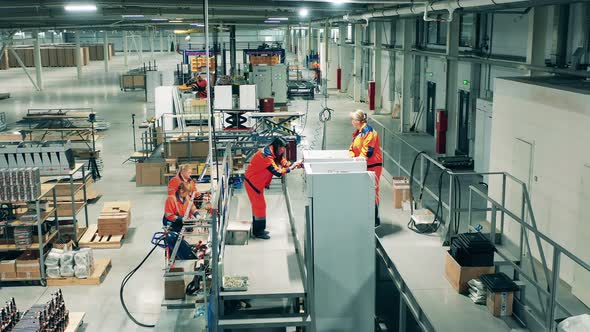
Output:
top-left (244, 145), bottom-right (291, 194)
top-left (349, 123), bottom-right (383, 170)
top-left (164, 194), bottom-right (196, 222)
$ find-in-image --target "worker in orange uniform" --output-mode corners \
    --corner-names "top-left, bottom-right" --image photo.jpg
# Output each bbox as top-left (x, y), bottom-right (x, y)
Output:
top-left (349, 110), bottom-right (383, 226)
top-left (245, 137), bottom-right (302, 239)
top-left (168, 164), bottom-right (200, 199)
top-left (163, 182), bottom-right (200, 232)
top-left (312, 61), bottom-right (320, 87)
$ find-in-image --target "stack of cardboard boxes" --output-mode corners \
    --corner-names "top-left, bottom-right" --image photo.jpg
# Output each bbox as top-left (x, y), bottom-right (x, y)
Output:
top-left (392, 176), bottom-right (411, 210)
top-left (97, 201), bottom-right (131, 236)
top-left (0, 252), bottom-right (41, 280)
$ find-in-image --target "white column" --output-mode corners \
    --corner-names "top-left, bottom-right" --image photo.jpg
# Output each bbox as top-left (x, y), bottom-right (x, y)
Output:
top-left (33, 30), bottom-right (43, 90)
top-left (526, 6), bottom-right (549, 75)
top-left (445, 12), bottom-right (460, 153)
top-left (148, 27), bottom-right (155, 59)
top-left (123, 30), bottom-right (129, 68)
top-left (372, 22), bottom-right (383, 111)
top-left (138, 32), bottom-right (144, 63)
top-left (103, 31), bottom-right (109, 72)
top-left (159, 31), bottom-right (164, 53)
top-left (75, 30), bottom-right (82, 79)
top-left (353, 24), bottom-right (362, 102)
top-left (322, 21), bottom-right (329, 95)
top-left (401, 19), bottom-right (415, 132)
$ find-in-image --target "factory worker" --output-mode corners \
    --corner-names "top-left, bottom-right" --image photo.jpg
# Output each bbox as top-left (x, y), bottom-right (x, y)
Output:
top-left (195, 74), bottom-right (208, 99)
top-left (349, 110), bottom-right (383, 226)
top-left (245, 137), bottom-right (302, 239)
top-left (163, 182), bottom-right (199, 232)
top-left (168, 164), bottom-right (200, 198)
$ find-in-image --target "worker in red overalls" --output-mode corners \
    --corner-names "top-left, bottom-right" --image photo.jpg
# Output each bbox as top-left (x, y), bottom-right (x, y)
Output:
top-left (349, 110), bottom-right (383, 226)
top-left (195, 74), bottom-right (207, 99)
top-left (244, 137), bottom-right (302, 239)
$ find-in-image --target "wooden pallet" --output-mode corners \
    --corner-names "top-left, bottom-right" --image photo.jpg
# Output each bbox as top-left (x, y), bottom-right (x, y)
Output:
top-left (78, 224), bottom-right (124, 249)
top-left (65, 312), bottom-right (85, 332)
top-left (47, 258), bottom-right (111, 286)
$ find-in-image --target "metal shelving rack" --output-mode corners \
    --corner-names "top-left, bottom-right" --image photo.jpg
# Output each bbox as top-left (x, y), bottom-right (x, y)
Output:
top-left (52, 163), bottom-right (90, 243)
top-left (0, 180), bottom-right (59, 286)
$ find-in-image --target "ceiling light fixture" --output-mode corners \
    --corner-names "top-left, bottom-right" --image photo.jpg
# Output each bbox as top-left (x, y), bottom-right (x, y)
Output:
top-left (151, 18), bottom-right (168, 21)
top-left (122, 15), bottom-right (144, 18)
top-left (64, 4), bottom-right (97, 12)
top-left (169, 20), bottom-right (183, 23)
top-left (299, 8), bottom-right (309, 17)
top-left (190, 23), bottom-right (204, 27)
top-left (264, 20), bottom-right (281, 24)
top-left (267, 17), bottom-right (288, 21)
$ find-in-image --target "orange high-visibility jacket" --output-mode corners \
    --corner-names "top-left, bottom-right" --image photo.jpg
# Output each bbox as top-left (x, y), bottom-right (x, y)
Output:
top-left (164, 193), bottom-right (197, 222)
top-left (244, 145), bottom-right (292, 193)
top-left (167, 174), bottom-right (199, 197)
top-left (349, 123), bottom-right (383, 168)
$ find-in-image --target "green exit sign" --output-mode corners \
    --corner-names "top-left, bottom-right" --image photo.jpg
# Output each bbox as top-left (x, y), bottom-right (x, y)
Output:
top-left (426, 72), bottom-right (433, 77)
top-left (463, 80), bottom-right (470, 86)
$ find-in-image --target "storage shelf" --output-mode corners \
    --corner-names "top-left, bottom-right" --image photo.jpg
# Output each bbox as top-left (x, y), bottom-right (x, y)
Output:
top-left (55, 202), bottom-right (87, 219)
top-left (0, 183), bottom-right (57, 204)
top-left (10, 207), bottom-right (57, 226)
top-left (0, 230), bottom-right (57, 251)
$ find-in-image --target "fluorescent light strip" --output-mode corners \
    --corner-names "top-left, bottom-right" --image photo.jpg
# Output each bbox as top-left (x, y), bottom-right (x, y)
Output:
top-left (64, 4), bottom-right (97, 12)
top-left (264, 20), bottom-right (281, 23)
top-left (267, 17), bottom-right (288, 21)
top-left (151, 18), bottom-right (168, 21)
top-left (190, 23), bottom-right (204, 27)
top-left (122, 15), bottom-right (144, 18)
top-left (169, 20), bottom-right (183, 23)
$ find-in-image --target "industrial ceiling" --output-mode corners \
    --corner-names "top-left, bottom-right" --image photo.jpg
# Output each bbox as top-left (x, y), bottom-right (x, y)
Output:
top-left (0, 0), bottom-right (376, 30)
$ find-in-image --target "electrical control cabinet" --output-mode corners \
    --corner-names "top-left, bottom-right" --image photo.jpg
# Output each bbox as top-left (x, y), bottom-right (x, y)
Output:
top-left (251, 64), bottom-right (288, 104)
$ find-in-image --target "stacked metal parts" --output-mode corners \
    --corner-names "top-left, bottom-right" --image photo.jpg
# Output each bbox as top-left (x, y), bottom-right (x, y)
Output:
top-left (0, 168), bottom-right (41, 202)
top-left (10, 290), bottom-right (69, 332)
top-left (0, 143), bottom-right (74, 176)
top-left (0, 298), bottom-right (19, 332)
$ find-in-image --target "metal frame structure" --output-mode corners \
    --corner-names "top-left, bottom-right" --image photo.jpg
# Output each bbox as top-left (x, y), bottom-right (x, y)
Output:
top-left (371, 117), bottom-right (590, 331)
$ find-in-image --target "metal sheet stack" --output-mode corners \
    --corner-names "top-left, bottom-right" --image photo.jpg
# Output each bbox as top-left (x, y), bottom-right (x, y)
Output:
top-left (0, 143), bottom-right (74, 176)
top-left (0, 168), bottom-right (41, 202)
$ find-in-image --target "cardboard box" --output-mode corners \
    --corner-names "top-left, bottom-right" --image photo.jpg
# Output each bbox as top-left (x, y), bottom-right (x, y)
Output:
top-left (0, 271), bottom-right (17, 280)
top-left (136, 162), bottom-right (166, 186)
top-left (487, 291), bottom-right (514, 317)
top-left (49, 48), bottom-right (58, 67)
top-left (164, 267), bottom-right (186, 300)
top-left (392, 176), bottom-right (411, 209)
top-left (16, 253), bottom-right (40, 273)
top-left (98, 201), bottom-right (131, 236)
top-left (41, 48), bottom-right (50, 66)
top-left (17, 271), bottom-right (41, 279)
top-left (444, 251), bottom-right (494, 294)
top-left (0, 259), bottom-right (16, 274)
top-left (165, 141), bottom-right (209, 159)
top-left (57, 48), bottom-right (66, 66)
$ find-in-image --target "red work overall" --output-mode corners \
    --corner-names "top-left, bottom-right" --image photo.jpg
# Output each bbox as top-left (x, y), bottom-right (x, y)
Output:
top-left (244, 145), bottom-right (292, 220)
top-left (349, 123), bottom-right (383, 204)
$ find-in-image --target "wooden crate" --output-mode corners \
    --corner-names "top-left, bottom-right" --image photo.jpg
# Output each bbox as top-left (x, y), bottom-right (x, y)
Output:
top-left (46, 258), bottom-right (111, 286)
top-left (78, 225), bottom-right (124, 249)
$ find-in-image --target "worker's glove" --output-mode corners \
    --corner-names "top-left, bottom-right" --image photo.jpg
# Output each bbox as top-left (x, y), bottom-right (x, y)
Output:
top-left (193, 211), bottom-right (200, 218)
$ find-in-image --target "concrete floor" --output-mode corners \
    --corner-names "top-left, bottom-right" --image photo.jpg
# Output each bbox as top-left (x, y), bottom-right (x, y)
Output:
top-left (0, 51), bottom-right (183, 331)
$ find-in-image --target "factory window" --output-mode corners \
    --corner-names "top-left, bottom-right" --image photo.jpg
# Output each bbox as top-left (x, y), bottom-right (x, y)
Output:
top-left (459, 14), bottom-right (475, 47)
top-left (347, 24), bottom-right (352, 43)
top-left (426, 17), bottom-right (447, 46)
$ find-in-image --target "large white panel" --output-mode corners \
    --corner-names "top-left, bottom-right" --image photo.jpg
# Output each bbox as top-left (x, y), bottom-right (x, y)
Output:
top-left (306, 170), bottom-right (374, 332)
top-left (573, 164), bottom-right (590, 307)
top-left (214, 85), bottom-right (233, 110)
top-left (488, 78), bottom-right (590, 286)
top-left (155, 86), bottom-right (174, 131)
top-left (239, 85), bottom-right (257, 110)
